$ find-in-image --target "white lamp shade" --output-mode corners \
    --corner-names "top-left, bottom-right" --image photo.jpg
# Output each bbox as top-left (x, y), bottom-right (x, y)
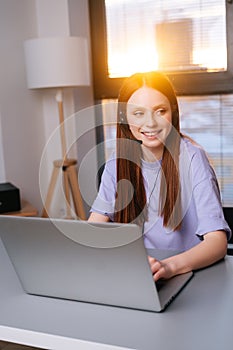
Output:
top-left (24, 36), bottom-right (90, 89)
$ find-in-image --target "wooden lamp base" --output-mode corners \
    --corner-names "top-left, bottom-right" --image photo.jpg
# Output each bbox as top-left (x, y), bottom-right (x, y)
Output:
top-left (41, 158), bottom-right (86, 220)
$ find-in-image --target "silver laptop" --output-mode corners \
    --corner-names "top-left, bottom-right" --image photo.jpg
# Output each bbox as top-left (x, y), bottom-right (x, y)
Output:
top-left (0, 216), bottom-right (193, 312)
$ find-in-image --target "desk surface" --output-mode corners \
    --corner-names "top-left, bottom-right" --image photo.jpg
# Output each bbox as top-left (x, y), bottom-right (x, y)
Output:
top-left (0, 239), bottom-right (233, 350)
top-left (0, 200), bottom-right (37, 217)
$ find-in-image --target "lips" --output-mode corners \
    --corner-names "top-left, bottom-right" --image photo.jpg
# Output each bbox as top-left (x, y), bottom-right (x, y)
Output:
top-left (141, 130), bottom-right (161, 138)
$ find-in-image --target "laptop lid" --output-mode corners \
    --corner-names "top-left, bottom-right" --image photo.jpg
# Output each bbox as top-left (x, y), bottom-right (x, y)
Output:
top-left (0, 216), bottom-right (193, 312)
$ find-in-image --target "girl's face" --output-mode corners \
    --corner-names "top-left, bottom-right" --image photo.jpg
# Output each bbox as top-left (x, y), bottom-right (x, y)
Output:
top-left (126, 86), bottom-right (172, 159)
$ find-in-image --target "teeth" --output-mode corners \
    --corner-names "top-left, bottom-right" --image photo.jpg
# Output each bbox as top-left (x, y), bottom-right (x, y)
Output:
top-left (143, 131), bottom-right (158, 136)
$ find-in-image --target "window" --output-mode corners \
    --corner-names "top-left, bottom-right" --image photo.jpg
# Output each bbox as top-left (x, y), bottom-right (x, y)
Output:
top-left (101, 95), bottom-right (233, 206)
top-left (89, 0), bottom-right (233, 206)
top-left (179, 94), bottom-right (233, 206)
top-left (105, 0), bottom-right (227, 77)
top-left (89, 0), bottom-right (233, 98)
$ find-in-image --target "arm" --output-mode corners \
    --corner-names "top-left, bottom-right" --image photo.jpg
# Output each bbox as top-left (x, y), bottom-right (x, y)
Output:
top-left (88, 157), bottom-right (116, 223)
top-left (149, 142), bottom-right (229, 281)
top-left (88, 212), bottom-right (110, 222)
top-left (149, 230), bottom-right (227, 281)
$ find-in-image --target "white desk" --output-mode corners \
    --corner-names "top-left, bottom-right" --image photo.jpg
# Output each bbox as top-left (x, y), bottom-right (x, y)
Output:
top-left (0, 239), bottom-right (233, 350)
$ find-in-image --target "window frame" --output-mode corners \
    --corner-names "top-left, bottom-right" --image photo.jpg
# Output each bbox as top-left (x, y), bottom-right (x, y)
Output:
top-left (89, 0), bottom-right (233, 99)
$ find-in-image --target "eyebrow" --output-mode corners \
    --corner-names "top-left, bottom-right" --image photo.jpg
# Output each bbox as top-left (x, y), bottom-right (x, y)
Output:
top-left (127, 103), bottom-right (169, 110)
top-left (152, 104), bottom-right (169, 111)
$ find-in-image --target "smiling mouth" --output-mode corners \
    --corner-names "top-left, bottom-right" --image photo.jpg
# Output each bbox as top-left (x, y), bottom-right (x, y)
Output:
top-left (141, 130), bottom-right (161, 137)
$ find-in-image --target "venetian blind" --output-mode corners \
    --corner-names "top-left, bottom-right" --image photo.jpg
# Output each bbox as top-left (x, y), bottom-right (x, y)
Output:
top-left (101, 94), bottom-right (233, 207)
top-left (105, 0), bottom-right (227, 78)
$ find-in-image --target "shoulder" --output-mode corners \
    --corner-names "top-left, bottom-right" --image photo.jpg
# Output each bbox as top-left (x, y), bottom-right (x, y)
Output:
top-left (180, 136), bottom-right (216, 182)
top-left (180, 136), bottom-right (210, 164)
top-left (105, 151), bottom-right (116, 167)
top-left (101, 152), bottom-right (116, 177)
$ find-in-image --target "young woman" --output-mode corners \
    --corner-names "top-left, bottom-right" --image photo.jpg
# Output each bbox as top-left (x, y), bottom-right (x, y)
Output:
top-left (89, 71), bottom-right (231, 281)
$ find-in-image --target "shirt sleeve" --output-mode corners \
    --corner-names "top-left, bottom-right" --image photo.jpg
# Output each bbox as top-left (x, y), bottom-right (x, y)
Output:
top-left (190, 146), bottom-right (232, 240)
top-left (90, 158), bottom-right (116, 221)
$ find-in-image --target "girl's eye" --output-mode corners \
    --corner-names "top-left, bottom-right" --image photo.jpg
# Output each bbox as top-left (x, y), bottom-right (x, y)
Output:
top-left (155, 108), bottom-right (166, 116)
top-left (133, 110), bottom-right (144, 117)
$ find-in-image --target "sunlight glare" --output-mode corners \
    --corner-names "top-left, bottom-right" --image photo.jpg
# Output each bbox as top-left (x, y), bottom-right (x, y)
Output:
top-left (193, 48), bottom-right (227, 71)
top-left (108, 46), bottom-right (159, 78)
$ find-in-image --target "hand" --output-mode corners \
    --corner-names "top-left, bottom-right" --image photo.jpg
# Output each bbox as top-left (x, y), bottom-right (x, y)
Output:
top-left (147, 231), bottom-right (227, 282)
top-left (148, 256), bottom-right (175, 282)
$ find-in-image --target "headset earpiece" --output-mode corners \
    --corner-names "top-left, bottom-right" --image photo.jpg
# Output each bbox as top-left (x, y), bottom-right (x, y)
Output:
top-left (119, 110), bottom-right (125, 124)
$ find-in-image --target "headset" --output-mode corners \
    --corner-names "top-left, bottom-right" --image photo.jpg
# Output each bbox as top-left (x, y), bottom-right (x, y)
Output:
top-left (119, 110), bottom-right (142, 144)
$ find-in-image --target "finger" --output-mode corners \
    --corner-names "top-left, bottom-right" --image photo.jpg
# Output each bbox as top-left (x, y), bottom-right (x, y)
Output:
top-left (148, 255), bottom-right (155, 263)
top-left (150, 260), bottom-right (162, 274)
top-left (147, 256), bottom-right (157, 267)
top-left (148, 256), bottom-right (160, 264)
top-left (153, 271), bottom-right (162, 282)
top-left (153, 267), bottom-right (165, 282)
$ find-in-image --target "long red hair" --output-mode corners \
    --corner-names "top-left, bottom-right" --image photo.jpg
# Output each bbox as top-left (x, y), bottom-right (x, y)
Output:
top-left (114, 71), bottom-right (181, 231)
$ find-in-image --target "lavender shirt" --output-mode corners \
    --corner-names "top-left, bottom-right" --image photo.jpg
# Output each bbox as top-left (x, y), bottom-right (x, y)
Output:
top-left (91, 138), bottom-right (231, 251)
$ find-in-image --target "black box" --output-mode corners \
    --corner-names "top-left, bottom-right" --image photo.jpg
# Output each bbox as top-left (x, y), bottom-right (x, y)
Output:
top-left (0, 182), bottom-right (21, 214)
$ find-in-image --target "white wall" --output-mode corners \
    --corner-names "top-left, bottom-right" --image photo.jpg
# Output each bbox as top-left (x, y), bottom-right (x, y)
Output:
top-left (0, 0), bottom-right (44, 210)
top-left (0, 0), bottom-right (95, 216)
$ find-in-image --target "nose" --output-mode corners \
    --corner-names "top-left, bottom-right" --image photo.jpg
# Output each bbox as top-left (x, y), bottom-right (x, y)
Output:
top-left (144, 110), bottom-right (158, 127)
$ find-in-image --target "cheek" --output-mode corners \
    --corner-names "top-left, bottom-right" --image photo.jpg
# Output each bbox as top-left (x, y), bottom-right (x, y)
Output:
top-left (166, 123), bottom-right (172, 136)
top-left (165, 121), bottom-right (173, 139)
top-left (127, 117), bottom-right (141, 131)
top-left (159, 114), bottom-right (172, 129)
top-left (127, 115), bottom-right (139, 126)
top-left (129, 124), bottom-right (139, 136)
